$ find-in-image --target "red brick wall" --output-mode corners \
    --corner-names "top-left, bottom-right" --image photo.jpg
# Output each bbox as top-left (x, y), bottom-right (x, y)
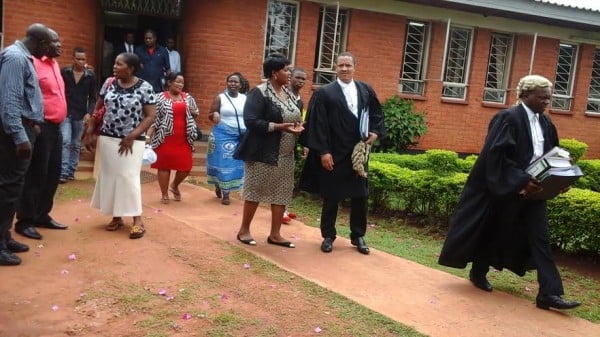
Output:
top-left (3, 0), bottom-right (99, 70)
top-left (180, 0), bottom-right (268, 131)
top-left (4, 0), bottom-right (599, 157)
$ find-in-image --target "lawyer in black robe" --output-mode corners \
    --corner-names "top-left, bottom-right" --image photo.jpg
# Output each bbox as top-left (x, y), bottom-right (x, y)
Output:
top-left (299, 53), bottom-right (384, 253)
top-left (438, 75), bottom-right (580, 310)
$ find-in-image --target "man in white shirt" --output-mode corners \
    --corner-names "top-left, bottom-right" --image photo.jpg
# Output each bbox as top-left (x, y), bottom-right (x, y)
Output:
top-left (300, 52), bottom-right (385, 255)
top-left (166, 37), bottom-right (181, 73)
top-left (438, 74), bottom-right (581, 311)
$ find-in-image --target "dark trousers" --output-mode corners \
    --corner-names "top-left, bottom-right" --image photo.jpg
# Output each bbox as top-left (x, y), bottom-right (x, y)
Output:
top-left (320, 197), bottom-right (367, 240)
top-left (15, 122), bottom-right (62, 229)
top-left (472, 200), bottom-right (564, 296)
top-left (0, 124), bottom-right (36, 249)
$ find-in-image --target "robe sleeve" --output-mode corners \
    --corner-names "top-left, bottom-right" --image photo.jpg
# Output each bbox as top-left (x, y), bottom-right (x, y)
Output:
top-left (304, 88), bottom-right (331, 155)
top-left (483, 115), bottom-right (531, 197)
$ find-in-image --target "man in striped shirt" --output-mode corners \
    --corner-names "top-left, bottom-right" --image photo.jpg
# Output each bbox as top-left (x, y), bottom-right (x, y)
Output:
top-left (0, 23), bottom-right (50, 266)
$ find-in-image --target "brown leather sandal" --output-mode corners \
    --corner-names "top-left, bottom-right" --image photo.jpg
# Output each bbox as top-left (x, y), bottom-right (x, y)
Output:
top-left (106, 218), bottom-right (124, 231)
top-left (129, 224), bottom-right (146, 239)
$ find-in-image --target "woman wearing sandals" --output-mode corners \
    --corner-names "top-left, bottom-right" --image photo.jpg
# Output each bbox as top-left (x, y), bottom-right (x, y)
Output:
top-left (83, 52), bottom-right (156, 239)
top-left (147, 72), bottom-right (200, 204)
top-left (206, 72), bottom-right (248, 205)
top-left (233, 54), bottom-right (303, 248)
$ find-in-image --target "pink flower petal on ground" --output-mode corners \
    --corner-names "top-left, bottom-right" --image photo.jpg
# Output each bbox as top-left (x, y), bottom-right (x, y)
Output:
top-left (221, 293), bottom-right (229, 301)
top-left (68, 253), bottom-right (76, 260)
top-left (60, 269), bottom-right (69, 275)
top-left (270, 284), bottom-right (277, 289)
top-left (243, 263), bottom-right (250, 269)
top-left (368, 223), bottom-right (376, 228)
top-left (178, 288), bottom-right (186, 292)
top-left (77, 199), bottom-right (82, 203)
top-left (51, 305), bottom-right (59, 311)
top-left (314, 327), bottom-right (322, 333)
top-left (34, 251), bottom-right (41, 257)
top-left (524, 286), bottom-right (532, 292)
top-left (166, 295), bottom-right (175, 301)
top-left (158, 288), bottom-right (167, 296)
top-left (181, 313), bottom-right (192, 320)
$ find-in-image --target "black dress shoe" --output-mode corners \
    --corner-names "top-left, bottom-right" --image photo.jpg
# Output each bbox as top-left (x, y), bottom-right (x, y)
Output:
top-left (15, 227), bottom-right (43, 240)
top-left (469, 269), bottom-right (493, 292)
top-left (321, 237), bottom-right (334, 253)
top-left (536, 294), bottom-right (581, 310)
top-left (351, 237), bottom-right (370, 255)
top-left (7, 238), bottom-right (29, 253)
top-left (37, 219), bottom-right (68, 230)
top-left (0, 249), bottom-right (22, 266)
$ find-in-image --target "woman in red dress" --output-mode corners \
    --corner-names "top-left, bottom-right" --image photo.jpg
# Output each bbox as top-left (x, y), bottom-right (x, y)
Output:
top-left (147, 72), bottom-right (200, 203)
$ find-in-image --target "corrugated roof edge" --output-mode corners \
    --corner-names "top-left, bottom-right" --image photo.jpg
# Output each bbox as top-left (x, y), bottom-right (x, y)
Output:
top-left (535, 0), bottom-right (600, 13)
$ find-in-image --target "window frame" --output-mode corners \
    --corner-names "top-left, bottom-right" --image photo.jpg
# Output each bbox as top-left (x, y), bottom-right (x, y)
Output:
top-left (482, 32), bottom-right (514, 104)
top-left (442, 25), bottom-right (474, 100)
top-left (585, 47), bottom-right (600, 115)
top-left (399, 20), bottom-right (431, 96)
top-left (313, 5), bottom-right (349, 85)
top-left (263, 0), bottom-right (300, 64)
top-left (551, 42), bottom-right (579, 111)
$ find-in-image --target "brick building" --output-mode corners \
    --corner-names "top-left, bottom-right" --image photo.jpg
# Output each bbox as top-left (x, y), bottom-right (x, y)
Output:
top-left (2, 0), bottom-right (600, 161)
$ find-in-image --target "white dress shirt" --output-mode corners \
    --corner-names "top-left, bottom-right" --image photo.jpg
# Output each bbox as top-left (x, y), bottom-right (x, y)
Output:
top-left (337, 78), bottom-right (358, 117)
top-left (523, 103), bottom-right (545, 162)
top-left (124, 43), bottom-right (134, 54)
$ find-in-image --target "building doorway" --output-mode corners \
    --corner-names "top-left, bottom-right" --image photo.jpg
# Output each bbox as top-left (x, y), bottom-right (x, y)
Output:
top-left (99, 11), bottom-right (181, 82)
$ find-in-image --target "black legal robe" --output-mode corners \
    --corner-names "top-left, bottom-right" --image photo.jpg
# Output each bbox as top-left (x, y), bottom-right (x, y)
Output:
top-left (299, 80), bottom-right (385, 201)
top-left (438, 104), bottom-right (559, 276)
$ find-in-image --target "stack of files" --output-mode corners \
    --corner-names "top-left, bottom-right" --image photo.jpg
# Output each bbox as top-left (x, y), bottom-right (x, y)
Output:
top-left (525, 146), bottom-right (583, 200)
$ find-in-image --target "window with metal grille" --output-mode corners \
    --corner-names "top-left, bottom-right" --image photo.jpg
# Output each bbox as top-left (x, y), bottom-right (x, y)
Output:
top-left (313, 5), bottom-right (348, 85)
top-left (586, 48), bottom-right (600, 114)
top-left (264, 0), bottom-right (299, 63)
top-left (483, 33), bottom-right (513, 104)
top-left (442, 26), bottom-right (473, 99)
top-left (551, 43), bottom-right (578, 110)
top-left (399, 21), bottom-right (429, 96)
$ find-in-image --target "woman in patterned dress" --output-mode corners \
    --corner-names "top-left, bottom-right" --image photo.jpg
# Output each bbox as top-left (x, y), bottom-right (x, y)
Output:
top-left (83, 52), bottom-right (156, 239)
top-left (233, 54), bottom-right (303, 248)
top-left (147, 72), bottom-right (199, 204)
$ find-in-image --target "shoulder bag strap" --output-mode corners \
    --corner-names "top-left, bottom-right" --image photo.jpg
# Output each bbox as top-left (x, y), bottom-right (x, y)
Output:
top-left (223, 92), bottom-right (243, 135)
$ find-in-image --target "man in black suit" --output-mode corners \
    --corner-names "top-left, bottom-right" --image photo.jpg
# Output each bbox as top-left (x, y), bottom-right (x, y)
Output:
top-left (300, 52), bottom-right (385, 255)
top-left (438, 75), bottom-right (581, 311)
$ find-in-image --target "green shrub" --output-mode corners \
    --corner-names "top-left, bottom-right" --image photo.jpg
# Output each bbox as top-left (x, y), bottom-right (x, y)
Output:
top-left (370, 152), bottom-right (428, 170)
top-left (424, 149), bottom-right (459, 176)
top-left (371, 96), bottom-right (427, 153)
top-left (559, 138), bottom-right (588, 162)
top-left (548, 188), bottom-right (600, 254)
top-left (575, 159), bottom-right (600, 192)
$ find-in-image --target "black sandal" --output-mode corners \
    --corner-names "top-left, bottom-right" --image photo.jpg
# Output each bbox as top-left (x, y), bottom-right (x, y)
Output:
top-left (106, 218), bottom-right (124, 231)
top-left (267, 237), bottom-right (295, 248)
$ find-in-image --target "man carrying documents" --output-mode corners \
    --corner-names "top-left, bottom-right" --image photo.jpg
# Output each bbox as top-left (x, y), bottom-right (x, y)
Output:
top-left (438, 75), bottom-right (581, 311)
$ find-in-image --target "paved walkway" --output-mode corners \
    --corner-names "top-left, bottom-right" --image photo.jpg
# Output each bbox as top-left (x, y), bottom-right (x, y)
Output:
top-left (137, 181), bottom-right (599, 337)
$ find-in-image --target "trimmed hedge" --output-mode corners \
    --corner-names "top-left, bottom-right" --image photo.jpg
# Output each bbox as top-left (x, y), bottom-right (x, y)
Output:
top-left (548, 188), bottom-right (600, 254)
top-left (368, 150), bottom-right (600, 255)
top-left (575, 159), bottom-right (600, 192)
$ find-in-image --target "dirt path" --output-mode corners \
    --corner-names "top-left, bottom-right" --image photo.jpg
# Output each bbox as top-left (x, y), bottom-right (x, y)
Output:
top-left (1, 179), bottom-right (598, 337)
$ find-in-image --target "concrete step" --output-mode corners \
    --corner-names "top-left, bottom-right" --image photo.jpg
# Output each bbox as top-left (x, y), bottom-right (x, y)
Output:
top-left (77, 139), bottom-right (209, 178)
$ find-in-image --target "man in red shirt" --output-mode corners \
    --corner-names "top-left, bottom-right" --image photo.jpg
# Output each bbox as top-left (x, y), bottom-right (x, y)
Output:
top-left (15, 28), bottom-right (69, 240)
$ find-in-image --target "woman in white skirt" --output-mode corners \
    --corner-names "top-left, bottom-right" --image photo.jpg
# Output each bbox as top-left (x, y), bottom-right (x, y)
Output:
top-left (83, 52), bottom-right (156, 239)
